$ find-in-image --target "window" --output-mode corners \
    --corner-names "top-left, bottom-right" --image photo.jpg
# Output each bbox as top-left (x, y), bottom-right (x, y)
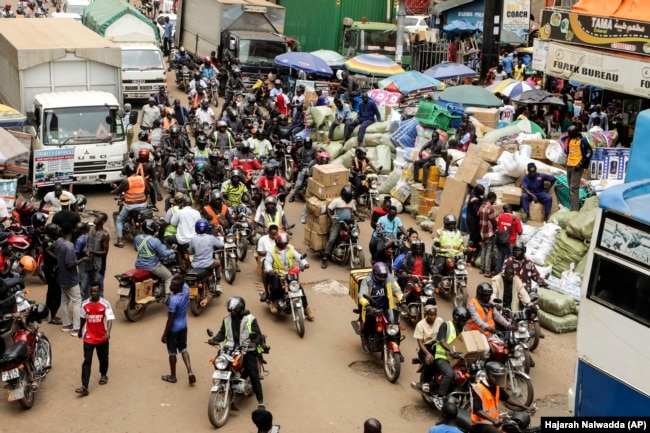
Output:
top-left (237, 40), bottom-right (287, 65)
top-left (42, 107), bottom-right (125, 145)
top-left (122, 50), bottom-right (164, 71)
top-left (360, 29), bottom-right (411, 54)
top-left (587, 254), bottom-right (650, 327)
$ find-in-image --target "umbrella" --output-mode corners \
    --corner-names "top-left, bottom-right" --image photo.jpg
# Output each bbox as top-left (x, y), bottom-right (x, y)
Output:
top-left (310, 49), bottom-right (346, 67)
top-left (274, 52), bottom-right (333, 77)
top-left (498, 81), bottom-right (536, 98)
top-left (423, 62), bottom-right (477, 80)
top-left (443, 20), bottom-right (481, 34)
top-left (500, 30), bottom-right (525, 46)
top-left (0, 128), bottom-right (30, 165)
top-left (486, 78), bottom-right (518, 94)
top-left (344, 54), bottom-right (404, 78)
top-left (511, 89), bottom-right (565, 106)
top-left (0, 104), bottom-right (26, 128)
top-left (378, 71), bottom-right (444, 96)
top-left (436, 85), bottom-right (504, 108)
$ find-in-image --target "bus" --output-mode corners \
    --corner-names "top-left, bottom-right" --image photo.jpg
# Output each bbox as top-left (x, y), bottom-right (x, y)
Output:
top-left (569, 111), bottom-right (650, 415)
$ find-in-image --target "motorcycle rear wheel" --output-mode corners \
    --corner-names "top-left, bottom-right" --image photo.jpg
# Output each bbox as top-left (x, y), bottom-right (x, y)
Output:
top-left (284, 162), bottom-right (293, 182)
top-left (384, 350), bottom-right (401, 383)
top-left (17, 369), bottom-right (34, 409)
top-left (350, 248), bottom-right (366, 270)
top-left (207, 386), bottom-right (232, 428)
top-left (236, 239), bottom-right (247, 261)
top-left (124, 294), bottom-right (147, 322)
top-left (36, 264), bottom-right (46, 283)
top-left (190, 296), bottom-right (205, 317)
top-left (223, 256), bottom-right (237, 284)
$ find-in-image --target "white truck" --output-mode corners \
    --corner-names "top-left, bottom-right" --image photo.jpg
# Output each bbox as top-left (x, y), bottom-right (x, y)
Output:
top-left (0, 19), bottom-right (127, 185)
top-left (83, 0), bottom-right (166, 101)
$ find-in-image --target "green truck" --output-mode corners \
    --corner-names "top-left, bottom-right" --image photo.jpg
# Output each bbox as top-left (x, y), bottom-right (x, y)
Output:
top-left (340, 20), bottom-right (412, 68)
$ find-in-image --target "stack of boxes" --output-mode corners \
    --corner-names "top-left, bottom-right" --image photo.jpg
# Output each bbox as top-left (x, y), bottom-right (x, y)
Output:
top-left (304, 164), bottom-right (349, 250)
top-left (419, 166), bottom-right (440, 216)
top-left (589, 148), bottom-right (630, 181)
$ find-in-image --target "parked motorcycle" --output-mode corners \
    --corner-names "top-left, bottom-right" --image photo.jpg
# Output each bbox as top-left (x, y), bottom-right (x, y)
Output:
top-left (186, 263), bottom-right (221, 317)
top-left (351, 294), bottom-right (404, 383)
top-left (264, 263), bottom-right (308, 337)
top-left (276, 139), bottom-right (294, 182)
top-left (216, 232), bottom-right (238, 284)
top-left (431, 242), bottom-right (469, 307)
top-left (5, 215), bottom-right (47, 283)
top-left (399, 274), bottom-right (436, 324)
top-left (112, 192), bottom-right (154, 242)
top-left (0, 291), bottom-right (51, 409)
top-left (0, 273), bottom-right (27, 355)
top-left (486, 330), bottom-right (535, 407)
top-left (323, 218), bottom-right (366, 269)
top-left (504, 292), bottom-right (542, 352)
top-left (206, 329), bottom-right (268, 428)
top-left (455, 406), bottom-right (539, 433)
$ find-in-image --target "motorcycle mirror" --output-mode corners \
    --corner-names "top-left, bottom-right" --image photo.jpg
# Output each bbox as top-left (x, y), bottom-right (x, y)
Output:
top-left (299, 253), bottom-right (307, 260)
top-left (206, 328), bottom-right (214, 337)
top-left (492, 298), bottom-right (503, 305)
top-left (287, 224), bottom-right (295, 230)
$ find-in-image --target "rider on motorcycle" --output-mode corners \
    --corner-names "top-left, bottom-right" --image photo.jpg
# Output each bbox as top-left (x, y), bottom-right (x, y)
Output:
top-left (225, 67), bottom-right (245, 110)
top-left (232, 141), bottom-right (263, 177)
top-left (208, 296), bottom-right (266, 409)
top-left (193, 135), bottom-right (211, 167)
top-left (134, 219), bottom-right (176, 296)
top-left (322, 186), bottom-right (365, 269)
top-left (221, 170), bottom-right (250, 208)
top-left (136, 149), bottom-right (163, 212)
top-left (200, 56), bottom-right (217, 81)
top-left (195, 99), bottom-right (216, 129)
top-left (164, 124), bottom-right (192, 156)
top-left (213, 121), bottom-right (234, 152)
top-left (173, 46), bottom-right (192, 74)
top-left (256, 165), bottom-right (285, 198)
top-left (467, 283), bottom-right (511, 336)
top-left (349, 147), bottom-right (380, 195)
top-left (288, 138), bottom-right (317, 203)
top-left (250, 130), bottom-right (273, 160)
top-left (357, 262), bottom-right (404, 338)
top-left (242, 95), bottom-right (264, 119)
top-left (189, 219), bottom-right (224, 294)
top-left (189, 71), bottom-right (209, 98)
top-left (202, 150), bottom-right (227, 185)
top-left (432, 214), bottom-right (465, 274)
top-left (112, 162), bottom-right (149, 248)
top-left (163, 192), bottom-right (184, 240)
top-left (397, 239), bottom-right (435, 293)
top-left (203, 191), bottom-right (235, 231)
top-left (224, 109), bottom-right (245, 134)
top-left (370, 205), bottom-right (407, 263)
top-left (490, 264), bottom-right (531, 313)
top-left (164, 160), bottom-right (197, 211)
top-left (255, 196), bottom-right (289, 233)
top-left (262, 232), bottom-right (313, 320)
top-left (1, 3), bottom-right (15, 17)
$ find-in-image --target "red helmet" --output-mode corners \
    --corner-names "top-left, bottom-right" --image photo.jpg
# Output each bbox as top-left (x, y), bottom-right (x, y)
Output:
top-left (204, 56), bottom-right (211, 63)
top-left (275, 231), bottom-right (290, 250)
top-left (138, 148), bottom-right (150, 161)
top-left (5, 3), bottom-right (11, 8)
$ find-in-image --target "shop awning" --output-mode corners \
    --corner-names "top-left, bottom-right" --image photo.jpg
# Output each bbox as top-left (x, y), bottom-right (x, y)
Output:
top-left (572, 0), bottom-right (650, 22)
top-left (432, 0), bottom-right (474, 16)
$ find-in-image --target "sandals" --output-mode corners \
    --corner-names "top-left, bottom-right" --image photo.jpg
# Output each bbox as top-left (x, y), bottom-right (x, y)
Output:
top-left (188, 373), bottom-right (196, 385)
top-left (99, 375), bottom-right (108, 385)
top-left (114, 242), bottom-right (124, 248)
top-left (161, 375), bottom-right (177, 383)
top-left (75, 386), bottom-right (89, 396)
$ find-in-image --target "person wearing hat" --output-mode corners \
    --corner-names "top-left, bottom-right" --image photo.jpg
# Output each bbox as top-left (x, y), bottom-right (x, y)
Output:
top-left (141, 97), bottom-right (161, 132)
top-left (40, 182), bottom-right (76, 214)
top-left (252, 408), bottom-right (276, 433)
top-left (521, 162), bottom-right (556, 222)
top-left (52, 193), bottom-right (81, 231)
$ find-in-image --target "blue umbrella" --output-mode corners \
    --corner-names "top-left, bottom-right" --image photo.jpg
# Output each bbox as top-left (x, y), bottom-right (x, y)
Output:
top-left (274, 52), bottom-right (333, 77)
top-left (378, 71), bottom-right (444, 96)
top-left (424, 62), bottom-right (477, 80)
top-left (443, 20), bottom-right (481, 33)
top-left (310, 49), bottom-right (346, 68)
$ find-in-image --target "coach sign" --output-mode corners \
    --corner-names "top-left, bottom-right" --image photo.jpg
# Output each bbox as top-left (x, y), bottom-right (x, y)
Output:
top-left (502, 0), bottom-right (531, 33)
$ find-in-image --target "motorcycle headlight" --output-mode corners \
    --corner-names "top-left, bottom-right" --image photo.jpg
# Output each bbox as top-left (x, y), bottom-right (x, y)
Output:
top-left (456, 262), bottom-right (466, 271)
top-left (370, 180), bottom-right (378, 189)
top-left (424, 284), bottom-right (435, 297)
top-left (289, 281), bottom-right (300, 293)
top-left (517, 320), bottom-right (528, 334)
top-left (215, 355), bottom-right (229, 370)
top-left (387, 324), bottom-right (399, 336)
top-left (513, 345), bottom-right (524, 359)
top-left (226, 234), bottom-right (236, 243)
top-left (14, 291), bottom-right (26, 305)
top-left (351, 227), bottom-right (360, 238)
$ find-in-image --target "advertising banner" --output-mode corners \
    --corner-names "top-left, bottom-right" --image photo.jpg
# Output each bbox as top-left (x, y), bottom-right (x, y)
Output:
top-left (532, 39), bottom-right (550, 72)
top-left (502, 0), bottom-right (531, 33)
top-left (0, 179), bottom-right (17, 211)
top-left (33, 147), bottom-right (74, 186)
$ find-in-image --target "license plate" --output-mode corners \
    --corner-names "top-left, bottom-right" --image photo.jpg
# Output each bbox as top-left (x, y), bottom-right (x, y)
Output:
top-left (77, 174), bottom-right (98, 181)
top-left (515, 331), bottom-right (529, 339)
top-left (289, 289), bottom-right (303, 298)
top-left (16, 300), bottom-right (30, 312)
top-left (117, 287), bottom-right (131, 296)
top-left (1, 368), bottom-right (19, 382)
top-left (8, 387), bottom-right (24, 402)
top-left (212, 371), bottom-right (231, 380)
top-left (189, 287), bottom-right (198, 297)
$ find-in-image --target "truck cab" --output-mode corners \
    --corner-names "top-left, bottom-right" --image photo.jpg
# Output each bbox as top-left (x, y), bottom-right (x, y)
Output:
top-left (222, 30), bottom-right (288, 86)
top-left (120, 44), bottom-right (167, 100)
top-left (341, 19), bottom-right (411, 68)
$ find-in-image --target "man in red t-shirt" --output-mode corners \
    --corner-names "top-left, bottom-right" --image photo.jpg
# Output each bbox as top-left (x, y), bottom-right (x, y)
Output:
top-left (495, 204), bottom-right (523, 274)
top-left (256, 165), bottom-right (285, 197)
top-left (75, 282), bottom-right (114, 396)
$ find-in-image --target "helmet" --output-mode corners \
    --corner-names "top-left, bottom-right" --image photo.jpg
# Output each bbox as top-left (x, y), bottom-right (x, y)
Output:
top-left (241, 141), bottom-right (251, 152)
top-left (209, 150), bottom-right (221, 163)
top-left (485, 361), bottom-right (507, 387)
top-left (210, 191), bottom-right (222, 205)
top-left (247, 95), bottom-right (256, 104)
top-left (304, 137), bottom-right (312, 146)
top-left (264, 165), bottom-right (276, 177)
top-left (201, 99), bottom-right (210, 106)
top-left (19, 256), bottom-right (37, 272)
top-left (123, 102), bottom-right (132, 111)
top-left (217, 120), bottom-right (227, 128)
top-left (142, 219), bottom-right (159, 235)
top-left (513, 241), bottom-right (526, 254)
top-left (196, 134), bottom-right (207, 147)
top-left (138, 131), bottom-right (149, 141)
top-left (372, 262), bottom-right (389, 284)
top-left (75, 194), bottom-right (87, 211)
top-left (195, 218), bottom-right (209, 234)
top-left (274, 79), bottom-right (281, 85)
top-left (452, 306), bottom-right (470, 323)
top-left (231, 169), bottom-right (242, 180)
top-left (183, 197), bottom-right (192, 207)
top-left (138, 148), bottom-right (150, 161)
top-left (175, 160), bottom-right (185, 170)
top-left (31, 212), bottom-right (47, 228)
top-left (275, 231), bottom-right (290, 249)
top-left (341, 185), bottom-right (354, 203)
top-left (204, 56), bottom-right (211, 63)
top-left (443, 214), bottom-right (457, 230)
top-left (317, 151), bottom-right (330, 164)
top-left (170, 124), bottom-right (181, 137)
top-left (477, 283), bottom-right (493, 302)
top-left (179, 46), bottom-right (186, 55)
top-left (264, 196), bottom-right (278, 206)
top-left (232, 67), bottom-right (241, 75)
top-left (123, 162), bottom-right (136, 176)
top-left (5, 4), bottom-right (11, 9)
top-left (277, 114), bottom-right (287, 123)
top-left (226, 296), bottom-right (246, 316)
top-left (355, 147), bottom-right (367, 156)
top-left (412, 238), bottom-right (425, 254)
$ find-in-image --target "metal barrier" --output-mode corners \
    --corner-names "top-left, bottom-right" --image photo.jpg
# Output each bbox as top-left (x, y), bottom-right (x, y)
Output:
top-left (412, 41), bottom-right (451, 72)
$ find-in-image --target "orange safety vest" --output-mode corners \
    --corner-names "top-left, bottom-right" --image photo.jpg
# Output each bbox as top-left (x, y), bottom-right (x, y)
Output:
top-left (467, 298), bottom-right (495, 333)
top-left (205, 204), bottom-right (227, 224)
top-left (125, 175), bottom-right (147, 204)
top-left (471, 382), bottom-right (500, 424)
top-left (260, 176), bottom-right (278, 193)
top-left (163, 117), bottom-right (177, 130)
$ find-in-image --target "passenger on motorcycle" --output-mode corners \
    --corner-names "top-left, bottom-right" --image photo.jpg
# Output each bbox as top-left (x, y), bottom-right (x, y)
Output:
top-left (255, 196), bottom-right (289, 233)
top-left (200, 56), bottom-right (217, 81)
top-left (112, 163), bottom-right (149, 248)
top-left (135, 148), bottom-right (163, 212)
top-left (432, 214), bottom-right (465, 274)
top-left (322, 186), bottom-right (365, 269)
top-left (349, 147), bottom-right (380, 193)
top-left (256, 165), bottom-right (285, 198)
top-left (172, 99), bottom-right (190, 127)
top-left (189, 219), bottom-right (224, 294)
top-left (502, 242), bottom-right (547, 291)
top-left (189, 71), bottom-right (208, 97)
top-left (467, 283), bottom-right (511, 336)
top-left (163, 193), bottom-right (185, 239)
top-left (242, 95), bottom-right (264, 118)
top-left (413, 300), bottom-right (444, 403)
top-left (358, 262), bottom-right (404, 337)
top-left (262, 232), bottom-right (313, 320)
top-left (490, 264), bottom-right (531, 313)
top-left (166, 197), bottom-right (201, 249)
top-left (162, 107), bottom-right (178, 131)
top-left (269, 79), bottom-right (283, 101)
top-left (250, 130), bottom-right (273, 159)
top-left (164, 160), bottom-right (197, 211)
top-left (397, 239), bottom-right (434, 290)
top-left (288, 138), bottom-right (317, 202)
top-left (221, 170), bottom-right (251, 207)
top-left (370, 196), bottom-right (392, 230)
top-left (213, 121), bottom-right (234, 152)
top-left (209, 296), bottom-right (266, 408)
top-left (195, 99), bottom-right (216, 128)
top-left (370, 206), bottom-right (407, 263)
top-left (233, 141), bottom-right (263, 176)
top-left (134, 219), bottom-right (175, 296)
top-left (470, 362), bottom-right (533, 433)
top-left (203, 192), bottom-right (235, 231)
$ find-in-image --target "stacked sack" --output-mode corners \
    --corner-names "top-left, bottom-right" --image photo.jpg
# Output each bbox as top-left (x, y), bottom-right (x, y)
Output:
top-left (537, 287), bottom-right (579, 334)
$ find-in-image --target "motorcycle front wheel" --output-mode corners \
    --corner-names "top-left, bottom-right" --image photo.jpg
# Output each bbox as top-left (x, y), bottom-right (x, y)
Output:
top-left (284, 161), bottom-right (293, 182)
top-left (207, 386), bottom-right (232, 428)
top-left (527, 321), bottom-right (541, 352)
top-left (236, 239), bottom-right (247, 261)
top-left (453, 280), bottom-right (468, 308)
top-left (294, 306), bottom-right (305, 338)
top-left (384, 349), bottom-right (401, 383)
top-left (190, 296), bottom-right (205, 317)
top-left (17, 369), bottom-right (35, 409)
top-left (36, 264), bottom-right (46, 283)
top-left (223, 255), bottom-right (237, 284)
top-left (350, 248), bottom-right (366, 270)
top-left (505, 373), bottom-right (534, 408)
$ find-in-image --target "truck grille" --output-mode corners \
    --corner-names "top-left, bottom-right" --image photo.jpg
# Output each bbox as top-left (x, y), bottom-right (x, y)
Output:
top-left (74, 161), bottom-right (107, 174)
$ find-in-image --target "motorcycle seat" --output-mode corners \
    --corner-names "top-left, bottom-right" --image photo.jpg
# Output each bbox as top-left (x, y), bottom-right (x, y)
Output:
top-left (120, 268), bottom-right (154, 282)
top-left (455, 409), bottom-right (473, 432)
top-left (2, 276), bottom-right (24, 292)
top-left (0, 340), bottom-right (29, 367)
top-left (186, 267), bottom-right (211, 281)
top-left (0, 232), bottom-right (10, 243)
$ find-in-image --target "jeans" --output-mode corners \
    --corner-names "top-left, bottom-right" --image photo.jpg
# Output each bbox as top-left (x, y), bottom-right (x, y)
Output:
top-left (44, 265), bottom-right (61, 318)
top-left (163, 37), bottom-right (172, 56)
top-left (434, 358), bottom-right (455, 396)
top-left (81, 266), bottom-right (105, 300)
top-left (346, 119), bottom-right (374, 143)
top-left (60, 284), bottom-right (82, 330)
top-left (291, 167), bottom-right (309, 198)
top-left (325, 221), bottom-right (340, 256)
top-left (116, 203), bottom-right (147, 238)
top-left (480, 236), bottom-right (495, 274)
top-left (150, 262), bottom-right (173, 295)
top-left (82, 341), bottom-right (109, 388)
top-left (418, 346), bottom-right (437, 385)
top-left (496, 243), bottom-right (512, 274)
top-left (567, 165), bottom-right (583, 211)
top-left (78, 263), bottom-right (89, 300)
top-left (521, 191), bottom-right (552, 215)
top-left (328, 120), bottom-right (353, 140)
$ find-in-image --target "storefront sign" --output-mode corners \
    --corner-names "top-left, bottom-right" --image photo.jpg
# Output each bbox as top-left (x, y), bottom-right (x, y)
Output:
top-left (502, 0), bottom-right (530, 33)
top-left (540, 9), bottom-right (650, 56)
top-left (0, 179), bottom-right (17, 211)
top-left (446, 0), bottom-right (485, 28)
top-left (545, 42), bottom-right (650, 98)
top-left (33, 147), bottom-right (75, 186)
top-left (532, 39), bottom-right (550, 72)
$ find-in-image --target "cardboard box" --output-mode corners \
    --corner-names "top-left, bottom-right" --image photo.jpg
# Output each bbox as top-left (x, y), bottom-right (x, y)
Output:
top-left (455, 150), bottom-right (491, 186)
top-left (312, 164), bottom-right (349, 186)
top-left (529, 202), bottom-right (545, 222)
top-left (465, 107), bottom-right (499, 129)
top-left (307, 178), bottom-right (341, 200)
top-left (501, 186), bottom-right (522, 205)
top-left (307, 214), bottom-right (331, 235)
top-left (502, 142), bottom-right (519, 153)
top-left (522, 139), bottom-right (550, 160)
top-left (433, 177), bottom-right (469, 233)
top-left (306, 196), bottom-right (331, 217)
top-left (304, 225), bottom-right (328, 251)
top-left (450, 330), bottom-right (490, 367)
top-left (349, 268), bottom-right (372, 304)
top-left (478, 143), bottom-right (504, 163)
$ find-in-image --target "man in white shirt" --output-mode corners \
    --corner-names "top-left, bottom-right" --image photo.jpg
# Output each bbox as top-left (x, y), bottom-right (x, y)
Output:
top-left (256, 224), bottom-right (279, 301)
top-left (499, 97), bottom-right (516, 124)
top-left (40, 182), bottom-right (76, 214)
top-left (141, 97), bottom-right (161, 131)
top-left (250, 130), bottom-right (273, 159)
top-left (166, 198), bottom-right (201, 247)
top-left (492, 65), bottom-right (508, 83)
top-left (588, 116), bottom-right (604, 133)
top-left (196, 99), bottom-right (216, 127)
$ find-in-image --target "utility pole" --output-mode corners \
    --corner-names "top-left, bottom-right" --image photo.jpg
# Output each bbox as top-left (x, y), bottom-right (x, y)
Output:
top-left (481, 0), bottom-right (503, 82)
top-left (395, 0), bottom-right (406, 65)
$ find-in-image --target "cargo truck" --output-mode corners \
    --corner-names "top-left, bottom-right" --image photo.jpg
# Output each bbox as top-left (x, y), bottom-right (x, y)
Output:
top-left (176, 0), bottom-right (289, 85)
top-left (0, 20), bottom-right (127, 185)
top-left (341, 19), bottom-right (412, 68)
top-left (83, 0), bottom-right (167, 100)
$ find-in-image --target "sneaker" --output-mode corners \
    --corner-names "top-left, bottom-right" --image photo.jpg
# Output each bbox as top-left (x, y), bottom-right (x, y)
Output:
top-left (288, 195), bottom-right (295, 203)
top-left (269, 303), bottom-right (278, 314)
top-left (61, 325), bottom-right (73, 332)
top-left (49, 317), bottom-right (62, 325)
top-left (321, 258), bottom-right (328, 269)
top-left (433, 395), bottom-right (444, 410)
top-left (70, 329), bottom-right (80, 337)
top-left (301, 217), bottom-right (306, 224)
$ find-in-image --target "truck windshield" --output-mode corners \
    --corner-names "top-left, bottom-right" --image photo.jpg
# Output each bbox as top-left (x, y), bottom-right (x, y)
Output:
top-left (360, 29), bottom-right (411, 54)
top-left (42, 107), bottom-right (125, 145)
top-left (238, 40), bottom-right (287, 66)
top-left (122, 49), bottom-right (165, 71)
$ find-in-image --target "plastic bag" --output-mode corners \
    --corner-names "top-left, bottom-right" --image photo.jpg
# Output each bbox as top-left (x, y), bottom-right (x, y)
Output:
top-left (519, 223), bottom-right (540, 244)
top-left (306, 106), bottom-right (333, 129)
top-left (366, 121), bottom-right (389, 134)
top-left (545, 140), bottom-right (567, 165)
top-left (375, 145), bottom-right (393, 174)
top-left (480, 172), bottom-right (516, 187)
top-left (525, 222), bottom-right (561, 266)
top-left (557, 263), bottom-right (582, 301)
top-left (548, 210), bottom-right (579, 229)
top-left (497, 151), bottom-right (527, 178)
top-left (379, 168), bottom-right (403, 194)
top-left (545, 230), bottom-right (589, 277)
top-left (388, 110), bottom-right (402, 133)
top-left (539, 310), bottom-right (578, 333)
top-left (321, 141), bottom-right (344, 160)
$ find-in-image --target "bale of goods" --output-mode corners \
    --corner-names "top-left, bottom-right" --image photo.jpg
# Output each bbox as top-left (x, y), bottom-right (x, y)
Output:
top-left (321, 141), bottom-right (344, 160)
top-left (379, 169), bottom-right (403, 194)
top-left (544, 230), bottom-right (590, 277)
top-left (548, 210), bottom-right (579, 229)
top-left (332, 149), bottom-right (356, 168)
top-left (538, 310), bottom-right (578, 334)
top-left (566, 196), bottom-right (599, 241)
top-left (538, 288), bottom-right (578, 317)
top-left (306, 106), bottom-right (334, 128)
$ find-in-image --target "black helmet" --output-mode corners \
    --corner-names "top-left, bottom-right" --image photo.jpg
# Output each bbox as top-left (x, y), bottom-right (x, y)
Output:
top-left (170, 124), bottom-right (181, 137)
top-left (247, 94), bottom-right (256, 104)
top-left (209, 150), bottom-right (221, 163)
top-left (277, 114), bottom-right (287, 123)
top-left (75, 194), bottom-right (87, 211)
top-left (355, 147), bottom-right (367, 156)
top-left (264, 196), bottom-right (278, 206)
top-left (452, 306), bottom-right (470, 323)
top-left (226, 296), bottom-right (246, 316)
top-left (513, 241), bottom-right (526, 254)
top-left (443, 214), bottom-right (457, 229)
top-left (477, 283), bottom-right (493, 302)
top-left (196, 134), bottom-right (207, 147)
top-left (412, 238), bottom-right (425, 253)
top-left (142, 219), bottom-right (159, 235)
top-left (31, 212), bottom-right (48, 228)
top-left (210, 191), bottom-right (222, 205)
top-left (179, 46), bottom-right (186, 55)
top-left (485, 361), bottom-right (507, 387)
top-left (341, 185), bottom-right (354, 203)
top-left (138, 131), bottom-right (149, 141)
top-left (175, 160), bottom-right (185, 170)
top-left (372, 262), bottom-right (389, 284)
top-left (123, 162), bottom-right (136, 176)
top-left (31, 303), bottom-right (50, 323)
top-left (264, 165), bottom-right (276, 177)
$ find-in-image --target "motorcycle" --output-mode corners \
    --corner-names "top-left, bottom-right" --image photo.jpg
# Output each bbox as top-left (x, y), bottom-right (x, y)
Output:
top-left (5, 219), bottom-right (47, 283)
top-left (206, 329), bottom-right (269, 428)
top-left (112, 192), bottom-right (155, 242)
top-left (399, 275), bottom-right (436, 324)
top-left (324, 218), bottom-right (366, 269)
top-left (351, 294), bottom-right (404, 383)
top-left (230, 208), bottom-right (253, 261)
top-left (355, 172), bottom-right (382, 212)
top-left (186, 261), bottom-right (221, 317)
top-left (114, 256), bottom-right (180, 322)
top-left (207, 78), bottom-right (219, 107)
top-left (216, 232), bottom-right (238, 285)
top-left (264, 262), bottom-right (308, 338)
top-left (506, 290), bottom-right (541, 352)
top-left (486, 328), bottom-right (535, 407)
top-left (431, 242), bottom-right (469, 307)
top-left (455, 406), bottom-right (540, 433)
top-left (276, 139), bottom-right (294, 182)
top-left (0, 290), bottom-right (51, 409)
top-left (372, 224), bottom-right (400, 272)
top-left (0, 272), bottom-right (28, 354)
top-left (250, 79), bottom-right (272, 111)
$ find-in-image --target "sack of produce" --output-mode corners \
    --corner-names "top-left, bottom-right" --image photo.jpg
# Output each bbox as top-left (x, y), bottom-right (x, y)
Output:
top-left (538, 287), bottom-right (578, 317)
top-left (545, 230), bottom-right (589, 277)
top-left (566, 196), bottom-right (599, 241)
top-left (539, 310), bottom-right (578, 333)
